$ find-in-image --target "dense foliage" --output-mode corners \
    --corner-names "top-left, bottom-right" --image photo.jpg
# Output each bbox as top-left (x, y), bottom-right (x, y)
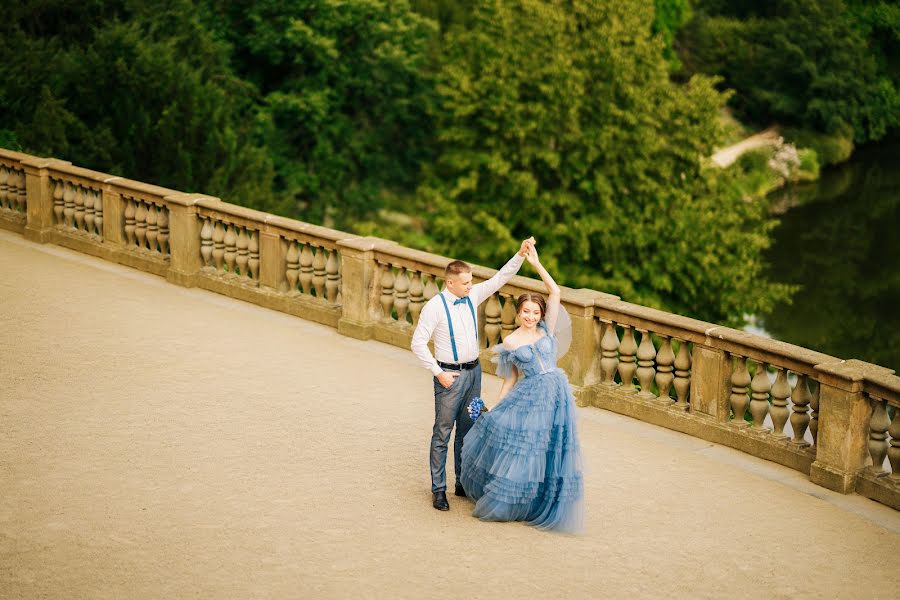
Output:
top-left (3, 0), bottom-right (893, 327)
top-left (414, 0), bottom-right (790, 324)
top-left (680, 0), bottom-right (900, 154)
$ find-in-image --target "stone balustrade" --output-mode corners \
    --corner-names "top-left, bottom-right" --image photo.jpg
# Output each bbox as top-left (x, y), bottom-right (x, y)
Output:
top-left (2, 146), bottom-right (898, 511)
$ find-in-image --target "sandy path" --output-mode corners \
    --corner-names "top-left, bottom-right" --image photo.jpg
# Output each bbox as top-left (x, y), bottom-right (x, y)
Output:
top-left (0, 230), bottom-right (897, 599)
top-left (711, 128), bottom-right (781, 168)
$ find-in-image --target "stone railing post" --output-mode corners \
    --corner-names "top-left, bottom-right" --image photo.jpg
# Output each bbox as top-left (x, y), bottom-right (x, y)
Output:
top-left (561, 290), bottom-right (604, 407)
top-left (811, 359), bottom-right (895, 493)
top-left (259, 231), bottom-right (285, 291)
top-left (100, 177), bottom-right (125, 245)
top-left (689, 341), bottom-right (732, 422)
top-left (22, 157), bottom-right (69, 243)
top-left (165, 193), bottom-right (213, 288)
top-left (337, 237), bottom-right (394, 340)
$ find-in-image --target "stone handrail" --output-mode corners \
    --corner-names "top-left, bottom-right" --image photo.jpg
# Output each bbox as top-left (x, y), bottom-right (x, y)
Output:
top-left (1, 147), bottom-right (897, 511)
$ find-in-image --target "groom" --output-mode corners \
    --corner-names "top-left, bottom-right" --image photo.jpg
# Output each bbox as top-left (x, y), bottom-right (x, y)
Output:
top-left (411, 238), bottom-right (535, 511)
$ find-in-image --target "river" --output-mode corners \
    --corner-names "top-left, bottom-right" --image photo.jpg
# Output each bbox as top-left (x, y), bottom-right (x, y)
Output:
top-left (758, 141), bottom-right (900, 373)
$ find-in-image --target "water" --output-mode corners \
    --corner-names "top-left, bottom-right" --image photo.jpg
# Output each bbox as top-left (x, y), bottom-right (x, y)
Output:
top-left (759, 141), bottom-right (900, 373)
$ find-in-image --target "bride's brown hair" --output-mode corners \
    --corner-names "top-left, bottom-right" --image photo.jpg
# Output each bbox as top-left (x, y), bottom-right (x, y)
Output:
top-left (515, 293), bottom-right (546, 319)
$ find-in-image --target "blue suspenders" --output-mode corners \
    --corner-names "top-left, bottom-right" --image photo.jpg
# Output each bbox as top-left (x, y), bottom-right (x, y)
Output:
top-left (438, 294), bottom-right (478, 362)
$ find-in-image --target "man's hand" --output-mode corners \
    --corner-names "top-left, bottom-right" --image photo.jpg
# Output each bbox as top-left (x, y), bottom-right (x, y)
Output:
top-left (518, 237), bottom-right (536, 257)
top-left (437, 371), bottom-right (459, 388)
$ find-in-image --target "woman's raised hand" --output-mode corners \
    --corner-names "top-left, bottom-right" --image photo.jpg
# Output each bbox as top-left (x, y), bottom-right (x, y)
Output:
top-left (525, 245), bottom-right (541, 267)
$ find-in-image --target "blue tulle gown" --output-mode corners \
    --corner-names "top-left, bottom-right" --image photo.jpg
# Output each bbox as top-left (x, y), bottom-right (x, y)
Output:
top-left (460, 321), bottom-right (584, 533)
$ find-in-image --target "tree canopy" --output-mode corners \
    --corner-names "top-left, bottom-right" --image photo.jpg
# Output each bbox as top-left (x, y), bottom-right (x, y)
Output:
top-left (8, 0), bottom-right (895, 327)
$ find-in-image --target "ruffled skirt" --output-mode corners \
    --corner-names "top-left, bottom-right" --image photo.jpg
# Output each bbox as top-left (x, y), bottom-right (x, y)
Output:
top-left (460, 370), bottom-right (584, 533)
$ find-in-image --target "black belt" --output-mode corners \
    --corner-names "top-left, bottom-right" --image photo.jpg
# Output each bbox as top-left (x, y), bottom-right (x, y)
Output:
top-left (438, 359), bottom-right (480, 371)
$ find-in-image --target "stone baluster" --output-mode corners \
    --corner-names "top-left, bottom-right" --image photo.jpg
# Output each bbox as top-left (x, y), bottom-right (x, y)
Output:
top-left (156, 205), bottom-right (168, 253)
top-left (500, 295), bottom-right (517, 341)
top-left (212, 220), bottom-right (225, 270)
top-left (223, 223), bottom-right (237, 274)
top-left (134, 201), bottom-right (148, 249)
top-left (749, 361), bottom-right (772, 432)
top-left (424, 275), bottom-right (439, 303)
top-left (200, 219), bottom-right (213, 266)
top-left (617, 326), bottom-right (638, 391)
top-left (52, 179), bottom-right (64, 224)
top-left (124, 198), bottom-right (136, 245)
top-left (889, 407), bottom-right (900, 482)
top-left (636, 330), bottom-right (657, 398)
top-left (299, 244), bottom-right (314, 294)
top-left (673, 340), bottom-right (691, 410)
top-left (145, 203), bottom-right (159, 252)
top-left (654, 335), bottom-right (675, 404)
top-left (312, 246), bottom-right (327, 297)
top-left (63, 181), bottom-right (75, 228)
top-left (4, 169), bottom-right (16, 210)
top-left (83, 188), bottom-right (95, 233)
top-left (770, 367), bottom-right (791, 439)
top-left (599, 321), bottom-right (619, 386)
top-left (236, 227), bottom-right (249, 277)
top-left (394, 268), bottom-right (410, 322)
top-left (380, 263), bottom-right (395, 319)
top-left (868, 398), bottom-right (890, 475)
top-left (810, 382), bottom-right (820, 446)
top-left (484, 293), bottom-right (502, 347)
top-left (92, 189), bottom-right (103, 234)
top-left (248, 231), bottom-right (260, 281)
top-left (285, 241), bottom-right (300, 291)
top-left (789, 374), bottom-right (812, 447)
top-left (0, 166), bottom-right (8, 208)
top-left (74, 185), bottom-right (85, 230)
top-left (16, 169), bottom-right (26, 212)
top-left (408, 271), bottom-right (424, 325)
top-left (730, 355), bottom-right (751, 426)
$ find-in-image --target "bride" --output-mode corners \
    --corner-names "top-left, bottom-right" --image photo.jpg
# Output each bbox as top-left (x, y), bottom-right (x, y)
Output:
top-left (460, 247), bottom-right (584, 533)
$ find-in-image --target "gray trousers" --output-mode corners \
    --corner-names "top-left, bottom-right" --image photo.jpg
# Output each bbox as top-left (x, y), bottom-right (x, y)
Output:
top-left (430, 365), bottom-right (481, 493)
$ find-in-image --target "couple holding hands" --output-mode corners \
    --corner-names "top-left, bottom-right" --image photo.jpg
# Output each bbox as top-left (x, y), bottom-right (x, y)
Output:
top-left (411, 238), bottom-right (584, 533)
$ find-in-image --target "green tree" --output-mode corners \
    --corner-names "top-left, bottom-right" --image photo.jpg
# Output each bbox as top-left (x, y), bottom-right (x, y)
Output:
top-left (680, 0), bottom-right (900, 148)
top-left (204, 0), bottom-right (437, 226)
top-left (417, 0), bottom-right (790, 325)
top-left (0, 0), bottom-right (274, 204)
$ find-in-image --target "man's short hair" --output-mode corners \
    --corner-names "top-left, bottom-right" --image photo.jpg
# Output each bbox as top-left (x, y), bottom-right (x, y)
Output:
top-left (444, 260), bottom-right (472, 278)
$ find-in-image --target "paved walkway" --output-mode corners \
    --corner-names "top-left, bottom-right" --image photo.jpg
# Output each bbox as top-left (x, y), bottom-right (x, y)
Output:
top-left (1, 229), bottom-right (897, 599)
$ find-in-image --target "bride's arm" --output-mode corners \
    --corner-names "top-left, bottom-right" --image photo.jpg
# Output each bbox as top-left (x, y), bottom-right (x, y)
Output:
top-left (492, 365), bottom-right (519, 408)
top-left (525, 249), bottom-right (561, 332)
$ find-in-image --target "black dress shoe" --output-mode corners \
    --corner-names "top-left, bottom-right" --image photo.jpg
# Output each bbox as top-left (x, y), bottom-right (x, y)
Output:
top-left (455, 482), bottom-right (466, 497)
top-left (433, 491), bottom-right (449, 511)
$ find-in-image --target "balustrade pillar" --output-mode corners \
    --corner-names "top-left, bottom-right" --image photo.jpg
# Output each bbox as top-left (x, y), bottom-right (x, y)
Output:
top-left (22, 157), bottom-right (64, 243)
top-left (560, 292), bottom-right (602, 406)
top-left (690, 344), bottom-right (731, 421)
top-left (810, 360), bottom-right (892, 493)
top-left (164, 193), bottom-right (210, 287)
top-left (259, 232), bottom-right (284, 290)
top-left (337, 237), bottom-right (394, 340)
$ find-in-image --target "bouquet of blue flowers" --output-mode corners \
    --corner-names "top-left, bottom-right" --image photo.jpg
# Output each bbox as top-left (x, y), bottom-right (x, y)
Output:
top-left (467, 396), bottom-right (487, 421)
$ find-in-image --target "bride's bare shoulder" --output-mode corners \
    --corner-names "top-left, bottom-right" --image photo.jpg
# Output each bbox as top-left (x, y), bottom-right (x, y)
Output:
top-left (502, 328), bottom-right (525, 350)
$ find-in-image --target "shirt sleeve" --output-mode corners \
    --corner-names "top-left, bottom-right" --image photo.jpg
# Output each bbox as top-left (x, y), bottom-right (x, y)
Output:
top-left (469, 252), bottom-right (525, 306)
top-left (411, 300), bottom-right (443, 376)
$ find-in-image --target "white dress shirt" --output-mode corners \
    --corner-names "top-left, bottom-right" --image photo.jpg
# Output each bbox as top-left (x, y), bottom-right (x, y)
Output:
top-left (411, 253), bottom-right (525, 375)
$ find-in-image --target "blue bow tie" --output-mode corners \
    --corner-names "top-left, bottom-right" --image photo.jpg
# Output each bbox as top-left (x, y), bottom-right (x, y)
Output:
top-left (453, 297), bottom-right (468, 306)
